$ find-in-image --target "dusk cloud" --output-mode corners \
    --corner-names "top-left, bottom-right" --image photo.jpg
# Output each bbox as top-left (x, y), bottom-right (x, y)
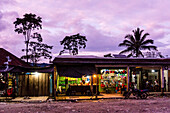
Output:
top-left (0, 0), bottom-right (170, 62)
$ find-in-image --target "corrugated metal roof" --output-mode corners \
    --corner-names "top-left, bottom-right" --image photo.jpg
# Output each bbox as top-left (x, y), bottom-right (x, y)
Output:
top-left (53, 55), bottom-right (170, 66)
top-left (57, 55), bottom-right (100, 58)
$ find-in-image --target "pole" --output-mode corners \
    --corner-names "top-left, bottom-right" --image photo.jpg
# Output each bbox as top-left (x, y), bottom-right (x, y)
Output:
top-left (91, 75), bottom-right (93, 98)
top-left (53, 66), bottom-right (57, 100)
top-left (126, 66), bottom-right (130, 91)
top-left (161, 66), bottom-right (164, 96)
top-left (95, 74), bottom-right (98, 99)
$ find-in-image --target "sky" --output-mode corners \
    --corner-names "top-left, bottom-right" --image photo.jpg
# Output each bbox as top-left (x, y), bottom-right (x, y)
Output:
top-left (0, 0), bottom-right (170, 62)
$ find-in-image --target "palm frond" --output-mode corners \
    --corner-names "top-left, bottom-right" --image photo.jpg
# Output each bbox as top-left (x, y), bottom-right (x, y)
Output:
top-left (125, 34), bottom-right (136, 43)
top-left (133, 28), bottom-right (141, 41)
top-left (127, 53), bottom-right (133, 57)
top-left (139, 29), bottom-right (144, 36)
top-left (118, 40), bottom-right (133, 47)
top-left (140, 33), bottom-right (149, 43)
top-left (142, 39), bottom-right (154, 45)
top-left (141, 45), bottom-right (157, 50)
top-left (119, 47), bottom-right (133, 54)
top-left (138, 50), bottom-right (144, 57)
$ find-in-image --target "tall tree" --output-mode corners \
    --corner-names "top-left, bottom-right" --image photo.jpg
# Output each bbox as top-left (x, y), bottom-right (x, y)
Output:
top-left (13, 13), bottom-right (42, 62)
top-left (21, 32), bottom-right (53, 65)
top-left (59, 33), bottom-right (87, 55)
top-left (119, 28), bottom-right (157, 57)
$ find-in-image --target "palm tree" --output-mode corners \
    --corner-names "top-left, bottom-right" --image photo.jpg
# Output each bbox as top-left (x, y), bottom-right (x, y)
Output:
top-left (119, 28), bottom-right (157, 57)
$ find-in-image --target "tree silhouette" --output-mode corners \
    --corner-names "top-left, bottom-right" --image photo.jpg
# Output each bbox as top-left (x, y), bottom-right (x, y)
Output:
top-left (119, 28), bottom-right (157, 57)
top-left (21, 32), bottom-right (53, 65)
top-left (59, 33), bottom-right (87, 55)
top-left (144, 50), bottom-right (164, 58)
top-left (13, 13), bottom-right (42, 62)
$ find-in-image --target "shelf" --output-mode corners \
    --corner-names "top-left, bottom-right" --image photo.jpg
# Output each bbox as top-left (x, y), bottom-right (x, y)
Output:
top-left (102, 79), bottom-right (110, 81)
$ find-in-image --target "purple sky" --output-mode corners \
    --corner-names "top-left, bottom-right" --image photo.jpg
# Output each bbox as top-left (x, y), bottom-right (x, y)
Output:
top-left (0, 0), bottom-right (170, 62)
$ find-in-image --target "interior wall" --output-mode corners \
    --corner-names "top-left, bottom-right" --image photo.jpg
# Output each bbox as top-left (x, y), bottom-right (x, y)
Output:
top-left (164, 70), bottom-right (168, 92)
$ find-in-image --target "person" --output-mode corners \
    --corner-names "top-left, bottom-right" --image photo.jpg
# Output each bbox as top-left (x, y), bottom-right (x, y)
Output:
top-left (0, 78), bottom-right (5, 91)
top-left (154, 79), bottom-right (159, 91)
top-left (129, 82), bottom-right (135, 90)
top-left (145, 80), bottom-right (150, 89)
top-left (101, 82), bottom-right (105, 88)
top-left (82, 80), bottom-right (85, 84)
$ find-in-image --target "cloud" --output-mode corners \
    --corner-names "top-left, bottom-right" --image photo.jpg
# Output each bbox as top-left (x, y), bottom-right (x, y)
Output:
top-left (0, 12), bottom-right (7, 31)
top-left (0, 0), bottom-right (16, 5)
top-left (0, 0), bottom-right (170, 61)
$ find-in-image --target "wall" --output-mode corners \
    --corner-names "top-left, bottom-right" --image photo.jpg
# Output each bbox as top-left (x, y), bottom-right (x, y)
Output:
top-left (17, 73), bottom-right (50, 96)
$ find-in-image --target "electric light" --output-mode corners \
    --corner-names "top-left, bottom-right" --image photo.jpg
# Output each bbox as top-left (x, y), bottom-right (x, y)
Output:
top-left (34, 72), bottom-right (39, 77)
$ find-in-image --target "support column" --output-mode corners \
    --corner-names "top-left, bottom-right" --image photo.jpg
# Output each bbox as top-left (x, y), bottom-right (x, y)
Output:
top-left (91, 75), bottom-right (93, 97)
top-left (53, 65), bottom-right (57, 99)
top-left (126, 66), bottom-right (130, 91)
top-left (95, 74), bottom-right (98, 99)
top-left (49, 74), bottom-right (53, 97)
top-left (161, 66), bottom-right (164, 95)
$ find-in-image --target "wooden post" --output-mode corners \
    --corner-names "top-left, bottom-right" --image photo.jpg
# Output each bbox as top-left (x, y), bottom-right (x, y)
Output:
top-left (49, 74), bottom-right (53, 97)
top-left (161, 66), bottom-right (164, 95)
top-left (127, 66), bottom-right (130, 91)
top-left (91, 75), bottom-right (93, 97)
top-left (95, 74), bottom-right (98, 99)
top-left (53, 66), bottom-right (57, 99)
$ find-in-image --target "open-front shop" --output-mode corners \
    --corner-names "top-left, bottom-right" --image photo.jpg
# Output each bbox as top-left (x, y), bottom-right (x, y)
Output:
top-left (130, 67), bottom-right (168, 92)
top-left (99, 69), bottom-right (127, 94)
top-left (53, 56), bottom-right (170, 98)
top-left (56, 74), bottom-right (99, 96)
top-left (55, 64), bottom-right (99, 96)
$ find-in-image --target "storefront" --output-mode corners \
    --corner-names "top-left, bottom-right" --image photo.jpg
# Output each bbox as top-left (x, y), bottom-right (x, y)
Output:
top-left (0, 72), bottom-right (16, 97)
top-left (130, 67), bottom-right (161, 92)
top-left (55, 64), bottom-right (98, 96)
top-left (57, 75), bottom-right (97, 95)
top-left (0, 66), bottom-right (53, 97)
top-left (53, 56), bottom-right (170, 97)
top-left (99, 69), bottom-right (127, 94)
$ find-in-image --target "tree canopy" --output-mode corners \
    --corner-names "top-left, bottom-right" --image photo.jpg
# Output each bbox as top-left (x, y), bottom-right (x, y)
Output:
top-left (13, 13), bottom-right (42, 62)
top-left (14, 13), bottom-right (53, 65)
top-left (59, 33), bottom-right (87, 55)
top-left (119, 28), bottom-right (157, 57)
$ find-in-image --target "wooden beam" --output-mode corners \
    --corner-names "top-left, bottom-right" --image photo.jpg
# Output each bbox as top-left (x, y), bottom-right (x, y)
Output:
top-left (127, 66), bottom-right (130, 91)
top-left (161, 66), bottom-right (164, 95)
top-left (53, 66), bottom-right (57, 99)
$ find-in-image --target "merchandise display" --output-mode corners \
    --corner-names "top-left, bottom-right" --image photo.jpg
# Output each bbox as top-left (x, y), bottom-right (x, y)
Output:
top-left (100, 69), bottom-right (127, 94)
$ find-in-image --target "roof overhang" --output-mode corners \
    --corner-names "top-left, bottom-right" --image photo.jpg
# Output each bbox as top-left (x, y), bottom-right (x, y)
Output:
top-left (53, 57), bottom-right (170, 66)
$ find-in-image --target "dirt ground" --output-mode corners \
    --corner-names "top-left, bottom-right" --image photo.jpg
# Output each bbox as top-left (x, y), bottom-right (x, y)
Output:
top-left (0, 96), bottom-right (170, 113)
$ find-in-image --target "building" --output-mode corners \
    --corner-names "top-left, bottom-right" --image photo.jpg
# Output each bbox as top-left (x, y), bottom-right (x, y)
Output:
top-left (1, 47), bottom-right (170, 98)
top-left (0, 48), bottom-right (53, 97)
top-left (53, 55), bottom-right (170, 96)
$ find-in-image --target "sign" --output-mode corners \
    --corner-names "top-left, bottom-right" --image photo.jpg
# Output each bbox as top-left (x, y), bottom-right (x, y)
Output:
top-left (8, 73), bottom-right (13, 88)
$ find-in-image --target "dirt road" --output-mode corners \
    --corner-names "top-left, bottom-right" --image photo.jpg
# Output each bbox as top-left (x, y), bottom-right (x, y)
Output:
top-left (0, 97), bottom-right (170, 113)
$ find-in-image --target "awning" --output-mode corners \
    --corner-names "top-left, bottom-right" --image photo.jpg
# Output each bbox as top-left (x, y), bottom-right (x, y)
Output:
top-left (56, 65), bottom-right (96, 78)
